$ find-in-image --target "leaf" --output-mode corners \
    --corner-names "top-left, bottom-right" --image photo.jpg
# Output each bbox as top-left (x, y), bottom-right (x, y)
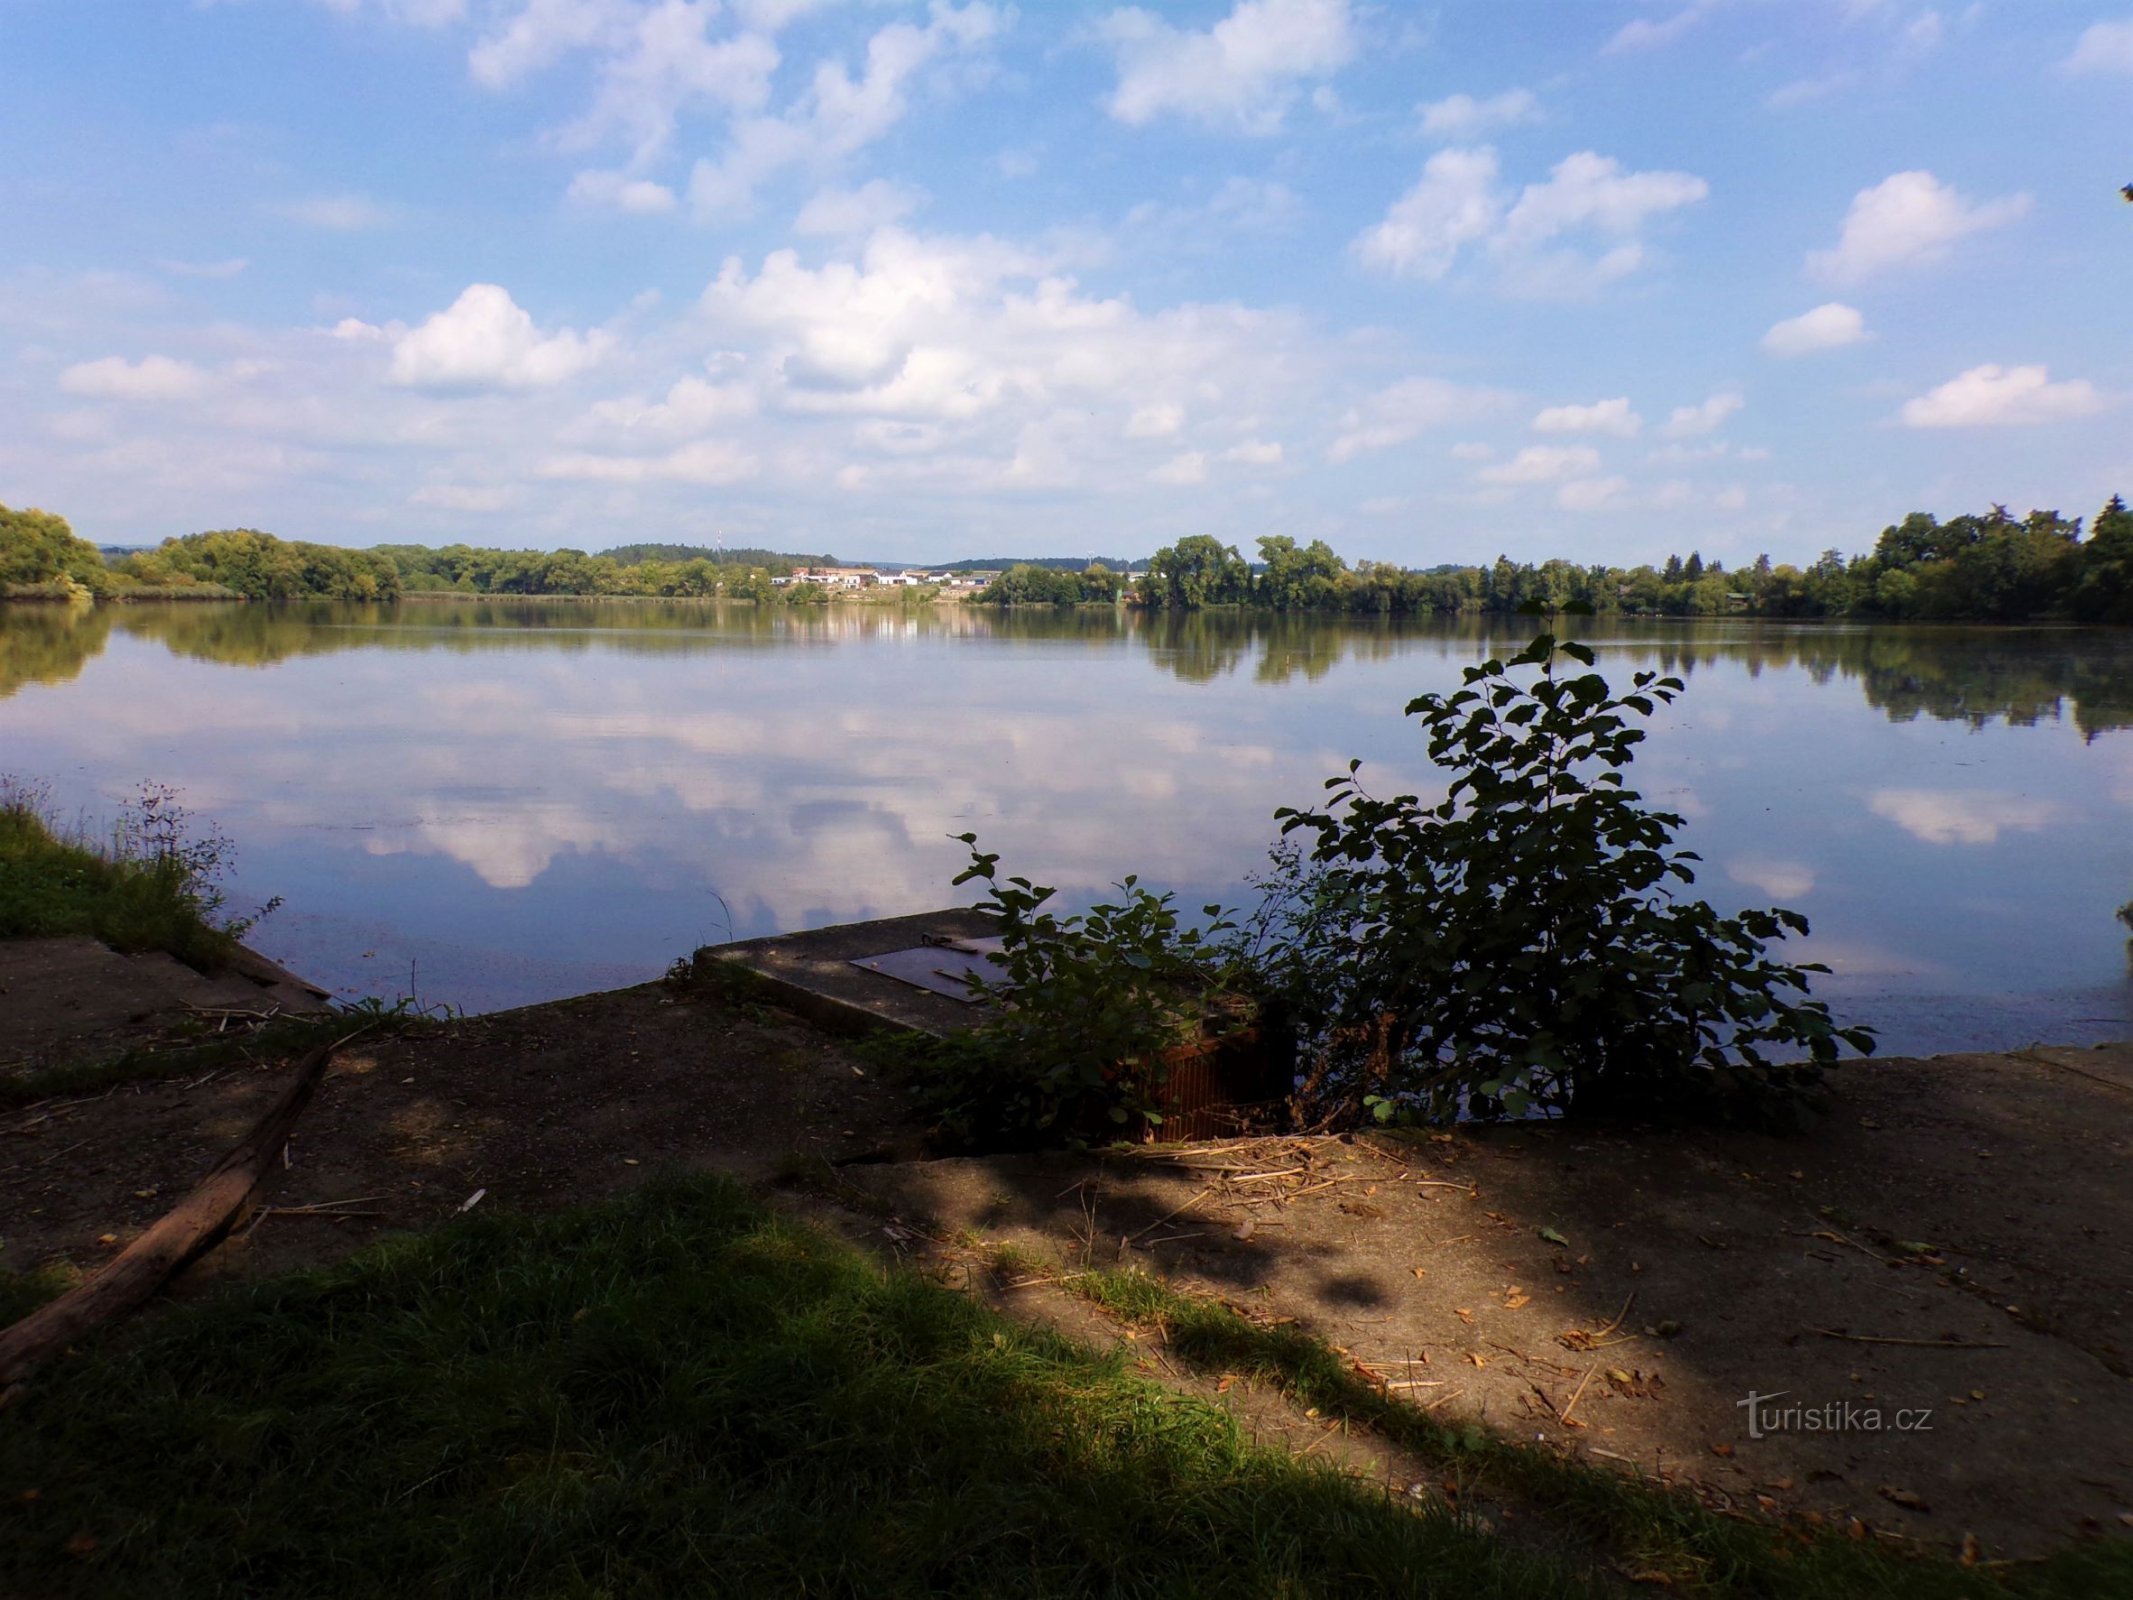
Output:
top-left (1538, 1226), bottom-right (1570, 1247)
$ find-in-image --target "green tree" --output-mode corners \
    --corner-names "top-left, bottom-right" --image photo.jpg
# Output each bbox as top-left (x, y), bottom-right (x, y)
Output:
top-left (1255, 536), bottom-right (1344, 610)
top-left (1078, 561), bottom-right (1121, 602)
top-left (984, 564), bottom-right (1085, 604)
top-left (134, 530), bottom-right (399, 601)
top-left (1140, 535), bottom-right (1251, 609)
top-left (2075, 494), bottom-right (2133, 624)
top-left (1, 505), bottom-right (112, 596)
top-left (730, 568), bottom-right (778, 603)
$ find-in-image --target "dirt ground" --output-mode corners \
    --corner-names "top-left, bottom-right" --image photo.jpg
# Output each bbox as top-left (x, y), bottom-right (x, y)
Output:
top-left (4, 966), bottom-right (2131, 1563)
top-left (0, 979), bottom-right (924, 1285)
top-left (846, 1044), bottom-right (2133, 1560)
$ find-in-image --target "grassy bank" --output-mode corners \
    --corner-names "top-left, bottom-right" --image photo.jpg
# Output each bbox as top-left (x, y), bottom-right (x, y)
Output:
top-left (0, 1176), bottom-right (1571, 1599)
top-left (4, 1174), bottom-right (2122, 1597)
top-left (0, 782), bottom-right (246, 970)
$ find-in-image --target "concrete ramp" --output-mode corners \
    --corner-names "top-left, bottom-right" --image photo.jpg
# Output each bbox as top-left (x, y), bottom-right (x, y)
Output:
top-left (700, 909), bottom-right (1003, 1038)
top-left (0, 937), bottom-right (333, 1073)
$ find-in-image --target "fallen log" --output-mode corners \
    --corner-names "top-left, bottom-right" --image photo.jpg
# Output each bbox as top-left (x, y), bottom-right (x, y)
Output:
top-left (0, 1029), bottom-right (365, 1391)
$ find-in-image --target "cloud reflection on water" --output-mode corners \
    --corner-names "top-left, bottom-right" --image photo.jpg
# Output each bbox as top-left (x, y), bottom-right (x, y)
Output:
top-left (1, 601), bottom-right (2129, 1051)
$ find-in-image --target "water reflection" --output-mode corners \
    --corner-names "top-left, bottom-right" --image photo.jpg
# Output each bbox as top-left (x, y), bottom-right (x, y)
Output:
top-left (0, 604), bottom-right (115, 699)
top-left (9, 603), bottom-right (2130, 738)
top-left (1, 599), bottom-right (2128, 1052)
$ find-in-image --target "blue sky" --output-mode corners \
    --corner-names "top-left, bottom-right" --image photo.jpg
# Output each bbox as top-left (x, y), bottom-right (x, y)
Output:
top-left (2, 0), bottom-right (2127, 567)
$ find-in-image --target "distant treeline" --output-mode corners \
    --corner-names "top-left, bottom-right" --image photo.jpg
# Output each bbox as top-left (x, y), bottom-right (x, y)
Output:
top-left (929, 555), bottom-right (1141, 574)
top-left (977, 499), bottom-right (2133, 625)
top-left (8, 499), bottom-right (2131, 624)
top-left (1, 512), bottom-right (391, 602)
top-left (595, 542), bottom-right (837, 569)
top-left (1, 518), bottom-right (828, 604)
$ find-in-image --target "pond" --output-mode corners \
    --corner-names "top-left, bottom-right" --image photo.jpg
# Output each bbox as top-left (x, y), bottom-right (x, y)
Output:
top-left (3, 599), bottom-right (2129, 1057)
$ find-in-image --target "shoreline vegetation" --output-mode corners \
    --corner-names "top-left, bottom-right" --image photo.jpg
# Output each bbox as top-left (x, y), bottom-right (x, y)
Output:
top-left (5, 492), bottom-right (2130, 624)
top-left (0, 780), bottom-right (267, 974)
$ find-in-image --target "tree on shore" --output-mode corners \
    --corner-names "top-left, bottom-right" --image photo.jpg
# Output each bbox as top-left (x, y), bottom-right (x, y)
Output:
top-left (0, 505), bottom-right (110, 596)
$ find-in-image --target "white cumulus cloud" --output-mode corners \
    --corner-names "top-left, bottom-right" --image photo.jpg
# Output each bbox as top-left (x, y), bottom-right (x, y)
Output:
top-left (59, 354), bottom-right (215, 402)
top-left (470, 0), bottom-right (640, 90)
top-left (554, 1), bottom-right (781, 162)
top-left (2062, 18), bottom-right (2133, 74)
top-left (1099, 0), bottom-right (1355, 132)
top-left (1479, 444), bottom-right (1601, 484)
top-left (688, 5), bottom-right (1000, 216)
top-left (1355, 146), bottom-right (1705, 295)
top-left (1497, 150), bottom-right (1706, 248)
top-left (1761, 302), bottom-right (1868, 356)
top-left (1328, 375), bottom-right (1511, 461)
top-left (389, 284), bottom-right (611, 390)
top-left (1897, 364), bottom-right (2106, 428)
top-left (1556, 475), bottom-right (1629, 511)
top-left (1807, 170), bottom-right (2029, 284)
top-left (567, 169), bottom-right (680, 213)
top-left (1125, 402), bottom-right (1184, 439)
top-left (1532, 396), bottom-right (1640, 436)
top-left (408, 483), bottom-right (517, 511)
top-left (1418, 87), bottom-right (1539, 139)
top-left (1603, 3), bottom-right (1712, 54)
top-left (1351, 146), bottom-right (1502, 279)
top-left (1149, 450), bottom-right (1208, 484)
top-left (1661, 392), bottom-right (1742, 438)
top-left (794, 178), bottom-right (924, 236)
top-left (540, 438), bottom-right (759, 483)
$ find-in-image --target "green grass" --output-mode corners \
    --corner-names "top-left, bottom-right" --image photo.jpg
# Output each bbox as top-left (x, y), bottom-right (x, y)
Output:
top-left (0, 1262), bottom-right (77, 1325)
top-left (1071, 1268), bottom-right (2132, 1599)
top-left (0, 782), bottom-right (239, 970)
top-left (0, 1175), bottom-right (1587, 1599)
top-left (7, 1179), bottom-right (2122, 1597)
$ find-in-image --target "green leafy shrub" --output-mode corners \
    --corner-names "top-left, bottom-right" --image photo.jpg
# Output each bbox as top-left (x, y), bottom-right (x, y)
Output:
top-left (893, 837), bottom-right (1246, 1147)
top-left (1260, 633), bottom-right (1872, 1127)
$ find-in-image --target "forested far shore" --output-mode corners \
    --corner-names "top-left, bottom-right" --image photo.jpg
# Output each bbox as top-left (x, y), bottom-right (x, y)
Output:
top-left (5, 495), bottom-right (2131, 624)
top-left (986, 497), bottom-right (2133, 624)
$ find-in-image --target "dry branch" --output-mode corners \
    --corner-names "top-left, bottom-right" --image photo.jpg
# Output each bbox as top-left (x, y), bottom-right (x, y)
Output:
top-left (1809, 1328), bottom-right (2009, 1351)
top-left (0, 1030), bottom-right (364, 1389)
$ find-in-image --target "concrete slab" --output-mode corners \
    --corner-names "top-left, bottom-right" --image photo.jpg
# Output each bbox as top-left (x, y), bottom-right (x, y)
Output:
top-left (0, 936), bottom-right (333, 1073)
top-left (701, 908), bottom-right (1002, 1038)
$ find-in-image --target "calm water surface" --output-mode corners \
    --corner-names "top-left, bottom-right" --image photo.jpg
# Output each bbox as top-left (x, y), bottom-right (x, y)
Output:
top-left (4, 600), bottom-right (2130, 1056)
